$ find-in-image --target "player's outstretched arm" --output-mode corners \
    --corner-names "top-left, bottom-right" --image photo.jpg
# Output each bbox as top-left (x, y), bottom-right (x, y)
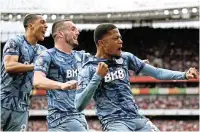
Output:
top-left (4, 55), bottom-right (34, 73)
top-left (33, 71), bottom-right (77, 90)
top-left (75, 62), bottom-right (108, 112)
top-left (141, 64), bottom-right (198, 80)
top-left (126, 52), bottom-right (198, 80)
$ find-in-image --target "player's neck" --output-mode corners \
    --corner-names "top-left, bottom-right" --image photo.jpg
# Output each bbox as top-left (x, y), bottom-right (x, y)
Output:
top-left (25, 32), bottom-right (37, 45)
top-left (55, 42), bottom-right (73, 54)
top-left (96, 50), bottom-right (111, 59)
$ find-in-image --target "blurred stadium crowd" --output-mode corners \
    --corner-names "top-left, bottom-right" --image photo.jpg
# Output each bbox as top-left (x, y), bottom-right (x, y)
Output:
top-left (30, 95), bottom-right (199, 110)
top-left (28, 119), bottom-right (199, 131)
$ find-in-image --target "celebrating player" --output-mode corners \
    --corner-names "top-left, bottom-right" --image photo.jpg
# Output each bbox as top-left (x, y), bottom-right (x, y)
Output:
top-left (33, 20), bottom-right (89, 131)
top-left (75, 23), bottom-right (198, 131)
top-left (1, 14), bottom-right (47, 131)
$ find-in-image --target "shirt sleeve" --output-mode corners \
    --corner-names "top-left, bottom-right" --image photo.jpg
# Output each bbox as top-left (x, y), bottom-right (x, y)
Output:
top-left (3, 38), bottom-right (20, 56)
top-left (34, 51), bottom-right (51, 75)
top-left (75, 65), bottom-right (102, 112)
top-left (124, 52), bottom-right (146, 74)
top-left (140, 64), bottom-right (186, 80)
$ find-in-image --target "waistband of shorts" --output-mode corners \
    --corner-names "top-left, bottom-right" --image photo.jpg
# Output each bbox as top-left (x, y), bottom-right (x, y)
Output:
top-left (47, 112), bottom-right (86, 128)
top-left (48, 109), bottom-right (84, 117)
top-left (99, 114), bottom-right (145, 124)
top-left (1, 105), bottom-right (29, 112)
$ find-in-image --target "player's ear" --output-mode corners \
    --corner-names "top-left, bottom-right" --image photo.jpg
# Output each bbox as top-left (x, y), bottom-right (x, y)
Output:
top-left (98, 40), bottom-right (105, 47)
top-left (27, 23), bottom-right (34, 30)
top-left (57, 31), bottom-right (64, 38)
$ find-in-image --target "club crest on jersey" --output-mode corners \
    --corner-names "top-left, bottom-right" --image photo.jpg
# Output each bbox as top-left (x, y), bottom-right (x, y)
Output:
top-left (36, 57), bottom-right (43, 66)
top-left (9, 40), bottom-right (17, 52)
top-left (115, 58), bottom-right (123, 64)
top-left (37, 48), bottom-right (43, 55)
top-left (104, 68), bottom-right (125, 82)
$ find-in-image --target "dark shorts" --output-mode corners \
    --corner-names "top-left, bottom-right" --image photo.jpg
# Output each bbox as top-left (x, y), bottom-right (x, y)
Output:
top-left (102, 117), bottom-right (159, 132)
top-left (1, 107), bottom-right (29, 131)
top-left (48, 114), bottom-right (88, 132)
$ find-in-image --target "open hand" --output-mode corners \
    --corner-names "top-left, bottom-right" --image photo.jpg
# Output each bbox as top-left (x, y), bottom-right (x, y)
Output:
top-left (185, 67), bottom-right (198, 79)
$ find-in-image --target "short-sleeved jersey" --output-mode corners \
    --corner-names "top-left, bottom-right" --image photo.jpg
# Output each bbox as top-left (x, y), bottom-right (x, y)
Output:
top-left (34, 48), bottom-right (90, 116)
top-left (77, 52), bottom-right (145, 121)
top-left (1, 35), bottom-right (47, 111)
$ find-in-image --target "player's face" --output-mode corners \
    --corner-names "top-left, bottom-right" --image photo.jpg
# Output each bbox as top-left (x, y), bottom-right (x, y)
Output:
top-left (101, 28), bottom-right (123, 58)
top-left (63, 21), bottom-right (80, 48)
top-left (31, 16), bottom-right (48, 41)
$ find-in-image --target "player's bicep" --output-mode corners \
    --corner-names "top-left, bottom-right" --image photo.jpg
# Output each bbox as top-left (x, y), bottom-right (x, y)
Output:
top-left (33, 71), bottom-right (46, 83)
top-left (4, 55), bottom-right (19, 64)
top-left (34, 71), bottom-right (46, 77)
top-left (33, 71), bottom-right (48, 89)
top-left (4, 55), bottom-right (19, 70)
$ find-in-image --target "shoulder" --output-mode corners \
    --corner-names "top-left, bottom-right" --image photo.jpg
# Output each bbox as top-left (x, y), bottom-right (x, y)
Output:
top-left (39, 48), bottom-right (53, 58)
top-left (46, 48), bottom-right (56, 55)
top-left (74, 50), bottom-right (91, 56)
top-left (118, 52), bottom-right (133, 61)
top-left (36, 44), bottom-right (47, 50)
top-left (35, 44), bottom-right (47, 55)
top-left (3, 35), bottom-right (25, 54)
top-left (79, 63), bottom-right (96, 78)
top-left (121, 51), bottom-right (133, 57)
top-left (36, 49), bottom-right (52, 64)
top-left (73, 50), bottom-right (91, 61)
top-left (82, 58), bottom-right (97, 73)
top-left (121, 51), bottom-right (139, 60)
top-left (5, 35), bottom-right (24, 46)
top-left (12, 35), bottom-right (24, 41)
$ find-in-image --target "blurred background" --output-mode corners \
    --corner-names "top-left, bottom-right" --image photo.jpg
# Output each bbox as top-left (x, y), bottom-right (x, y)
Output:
top-left (0, 0), bottom-right (199, 131)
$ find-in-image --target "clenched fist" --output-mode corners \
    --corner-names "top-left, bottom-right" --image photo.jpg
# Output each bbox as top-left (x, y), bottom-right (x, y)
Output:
top-left (96, 62), bottom-right (108, 78)
top-left (60, 80), bottom-right (78, 90)
top-left (185, 67), bottom-right (198, 79)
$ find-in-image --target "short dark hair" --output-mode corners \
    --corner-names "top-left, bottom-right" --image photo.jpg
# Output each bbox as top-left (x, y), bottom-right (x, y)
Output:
top-left (51, 19), bottom-right (71, 40)
top-left (23, 14), bottom-right (41, 29)
top-left (94, 23), bottom-right (117, 45)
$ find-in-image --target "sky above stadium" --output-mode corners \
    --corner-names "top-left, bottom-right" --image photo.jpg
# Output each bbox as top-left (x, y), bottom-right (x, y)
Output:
top-left (1, 0), bottom-right (199, 13)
